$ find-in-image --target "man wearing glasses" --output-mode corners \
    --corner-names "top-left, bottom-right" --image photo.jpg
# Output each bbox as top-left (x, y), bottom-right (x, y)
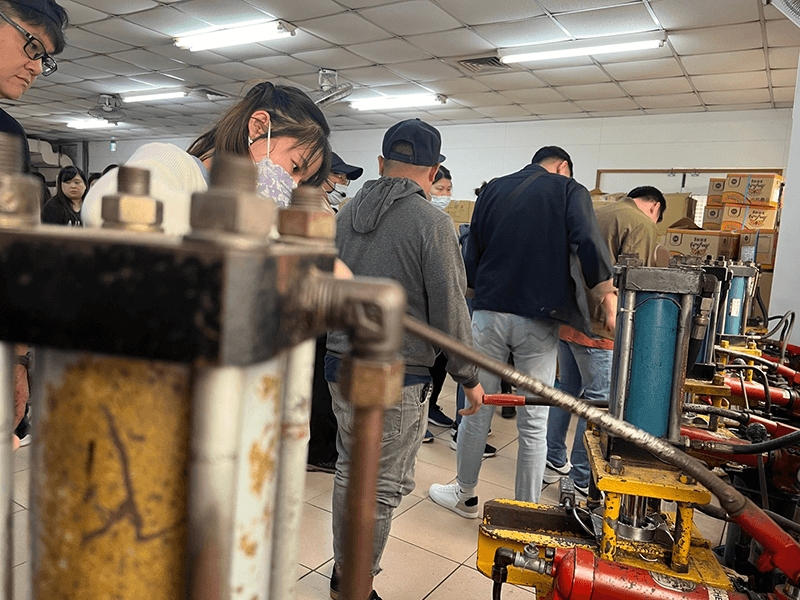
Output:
top-left (0, 0), bottom-right (68, 172)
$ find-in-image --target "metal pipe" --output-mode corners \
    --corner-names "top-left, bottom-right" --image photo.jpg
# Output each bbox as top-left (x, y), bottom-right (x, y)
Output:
top-left (402, 314), bottom-right (800, 583)
top-left (620, 495), bottom-right (648, 528)
top-left (609, 290), bottom-right (636, 419)
top-left (668, 294), bottom-right (694, 442)
top-left (0, 343), bottom-right (12, 600)
top-left (703, 279), bottom-right (723, 364)
top-left (269, 339), bottom-right (315, 600)
top-left (187, 365), bottom-right (244, 600)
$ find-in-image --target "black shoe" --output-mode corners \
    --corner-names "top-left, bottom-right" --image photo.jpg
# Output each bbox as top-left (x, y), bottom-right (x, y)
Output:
top-left (330, 565), bottom-right (382, 600)
top-left (428, 405), bottom-right (454, 428)
top-left (307, 459), bottom-right (337, 474)
top-left (501, 406), bottom-right (516, 419)
top-left (449, 430), bottom-right (497, 458)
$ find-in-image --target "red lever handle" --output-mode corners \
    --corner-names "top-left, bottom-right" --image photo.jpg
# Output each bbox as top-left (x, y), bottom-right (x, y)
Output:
top-left (483, 394), bottom-right (525, 406)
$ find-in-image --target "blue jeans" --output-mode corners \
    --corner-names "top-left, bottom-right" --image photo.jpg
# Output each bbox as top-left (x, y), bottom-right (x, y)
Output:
top-left (329, 380), bottom-right (430, 576)
top-left (546, 340), bottom-right (613, 489)
top-left (457, 311), bottom-right (559, 503)
top-left (455, 297), bottom-right (474, 427)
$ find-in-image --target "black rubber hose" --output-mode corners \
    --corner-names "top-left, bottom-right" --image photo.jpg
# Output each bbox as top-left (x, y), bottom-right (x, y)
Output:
top-left (693, 502), bottom-right (800, 536)
top-left (756, 285), bottom-right (768, 325)
top-left (683, 403), bottom-right (749, 424)
top-left (723, 364), bottom-right (773, 414)
top-left (730, 428), bottom-right (800, 454)
top-left (764, 311), bottom-right (795, 341)
top-left (492, 581), bottom-right (503, 600)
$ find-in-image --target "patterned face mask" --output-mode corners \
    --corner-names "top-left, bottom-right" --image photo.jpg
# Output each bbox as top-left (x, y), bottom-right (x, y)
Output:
top-left (250, 121), bottom-right (297, 208)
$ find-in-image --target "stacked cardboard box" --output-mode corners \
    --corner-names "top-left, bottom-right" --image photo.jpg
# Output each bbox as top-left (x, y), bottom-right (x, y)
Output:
top-left (443, 200), bottom-right (475, 231)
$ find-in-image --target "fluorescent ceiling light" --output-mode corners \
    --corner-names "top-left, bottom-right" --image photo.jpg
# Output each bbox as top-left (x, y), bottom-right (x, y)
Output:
top-left (68, 120), bottom-right (117, 129)
top-left (351, 94), bottom-right (446, 111)
top-left (499, 31), bottom-right (666, 64)
top-left (174, 19), bottom-right (296, 52)
top-left (123, 90), bottom-right (187, 103)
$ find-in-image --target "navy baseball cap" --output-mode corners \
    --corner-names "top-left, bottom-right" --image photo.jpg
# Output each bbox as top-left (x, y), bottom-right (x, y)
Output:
top-left (331, 152), bottom-right (363, 181)
top-left (382, 119), bottom-right (445, 167)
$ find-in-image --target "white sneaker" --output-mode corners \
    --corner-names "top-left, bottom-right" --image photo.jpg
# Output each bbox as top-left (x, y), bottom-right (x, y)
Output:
top-left (543, 460), bottom-right (571, 484)
top-left (428, 483), bottom-right (479, 519)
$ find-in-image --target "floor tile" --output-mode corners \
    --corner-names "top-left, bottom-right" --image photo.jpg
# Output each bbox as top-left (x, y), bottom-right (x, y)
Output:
top-left (389, 497), bottom-right (482, 564)
top-left (425, 564), bottom-right (536, 599)
top-left (297, 564), bottom-right (311, 580)
top-left (409, 459), bottom-right (456, 498)
top-left (12, 561), bottom-right (29, 600)
top-left (13, 445), bottom-right (30, 473)
top-left (374, 536), bottom-right (460, 599)
top-left (294, 570), bottom-right (332, 599)
top-left (13, 510), bottom-right (28, 567)
top-left (13, 470), bottom-right (29, 510)
top-left (297, 503), bottom-right (334, 571)
top-left (11, 502), bottom-right (24, 515)
top-left (471, 454), bottom-right (517, 490)
top-left (304, 470), bottom-right (335, 502)
top-left (416, 435), bottom-right (457, 471)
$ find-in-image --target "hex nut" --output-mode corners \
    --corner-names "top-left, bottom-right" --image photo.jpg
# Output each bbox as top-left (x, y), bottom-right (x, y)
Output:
top-left (102, 194), bottom-right (163, 230)
top-left (190, 189), bottom-right (274, 236)
top-left (278, 208), bottom-right (335, 239)
top-left (0, 174), bottom-right (40, 227)
top-left (678, 473), bottom-right (696, 485)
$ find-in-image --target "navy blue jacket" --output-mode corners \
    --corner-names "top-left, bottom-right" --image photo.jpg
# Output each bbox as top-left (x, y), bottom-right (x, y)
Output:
top-left (465, 162), bottom-right (613, 334)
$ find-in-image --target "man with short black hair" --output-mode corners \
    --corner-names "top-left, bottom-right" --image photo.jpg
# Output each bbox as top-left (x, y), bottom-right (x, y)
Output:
top-left (325, 118), bottom-right (484, 599)
top-left (430, 145), bottom-right (615, 516)
top-left (0, 0), bottom-right (68, 171)
top-left (545, 185), bottom-right (665, 496)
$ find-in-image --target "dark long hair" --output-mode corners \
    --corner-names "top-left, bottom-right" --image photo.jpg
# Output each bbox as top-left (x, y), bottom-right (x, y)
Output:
top-left (50, 165), bottom-right (86, 209)
top-left (187, 82), bottom-right (332, 186)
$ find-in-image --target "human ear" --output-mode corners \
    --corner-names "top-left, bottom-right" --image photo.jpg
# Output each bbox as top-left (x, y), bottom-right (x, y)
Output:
top-left (248, 110), bottom-right (271, 139)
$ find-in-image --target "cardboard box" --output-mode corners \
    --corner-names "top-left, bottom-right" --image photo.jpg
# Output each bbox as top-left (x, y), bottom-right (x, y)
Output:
top-left (666, 229), bottom-right (740, 259)
top-left (702, 205), bottom-right (724, 230)
top-left (721, 174), bottom-right (784, 206)
top-left (720, 204), bottom-right (779, 231)
top-left (739, 229), bottom-right (778, 269)
top-left (757, 271), bottom-right (773, 315)
top-left (657, 194), bottom-right (695, 240)
top-left (444, 200), bottom-right (475, 224)
top-left (707, 178), bottom-right (725, 206)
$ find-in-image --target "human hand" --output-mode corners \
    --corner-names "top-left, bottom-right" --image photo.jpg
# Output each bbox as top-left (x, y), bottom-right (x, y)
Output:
top-left (602, 292), bottom-right (617, 333)
top-left (459, 383), bottom-right (484, 416)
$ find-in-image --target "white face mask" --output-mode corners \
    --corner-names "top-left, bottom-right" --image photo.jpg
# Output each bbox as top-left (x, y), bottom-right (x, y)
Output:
top-left (430, 194), bottom-right (451, 210)
top-left (327, 182), bottom-right (349, 206)
top-left (250, 121), bottom-right (298, 208)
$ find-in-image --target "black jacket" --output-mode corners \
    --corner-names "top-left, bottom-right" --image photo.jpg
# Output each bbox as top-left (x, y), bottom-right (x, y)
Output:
top-left (465, 162), bottom-right (613, 334)
top-left (41, 196), bottom-right (82, 226)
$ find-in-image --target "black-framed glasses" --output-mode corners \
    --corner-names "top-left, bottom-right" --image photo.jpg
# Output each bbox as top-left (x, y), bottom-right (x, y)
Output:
top-left (0, 10), bottom-right (57, 76)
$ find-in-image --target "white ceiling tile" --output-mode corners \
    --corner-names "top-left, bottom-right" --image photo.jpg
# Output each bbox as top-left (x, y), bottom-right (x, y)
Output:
top-left (111, 49), bottom-right (184, 72)
top-left (574, 97), bottom-right (639, 111)
top-left (472, 72), bottom-right (547, 90)
top-left (39, 71), bottom-right (84, 85)
top-left (213, 82), bottom-right (253, 96)
top-left (691, 71), bottom-right (769, 92)
top-left (706, 102), bottom-right (773, 112)
top-left (473, 17), bottom-right (569, 48)
top-left (203, 62), bottom-right (274, 81)
top-left (538, 0), bottom-right (629, 11)
top-left (493, 115), bottom-right (542, 122)
top-left (338, 66), bottom-right (411, 86)
top-left (389, 60), bottom-right (463, 82)
top-left (449, 92), bottom-right (514, 107)
top-left (301, 13), bottom-right (391, 45)
top-left (72, 56), bottom-right (148, 77)
top-left (70, 0), bottom-right (157, 14)
top-left (681, 50), bottom-right (766, 75)
top-left (770, 68), bottom-right (798, 87)
top-left (499, 88), bottom-right (565, 103)
top-left (433, 0), bottom-right (544, 25)
top-left (700, 88), bottom-right (772, 105)
top-left (766, 19), bottom-right (800, 47)
top-left (405, 29), bottom-right (496, 57)
top-left (644, 106), bottom-right (705, 115)
top-left (176, 0), bottom-right (273, 26)
top-left (535, 65), bottom-right (611, 86)
top-left (776, 100), bottom-right (793, 108)
top-left (348, 39), bottom-right (430, 64)
top-left (89, 18), bottom-right (168, 45)
top-left (474, 105), bottom-right (532, 118)
top-left (769, 46), bottom-right (800, 69)
top-left (166, 67), bottom-right (237, 86)
top-left (244, 55), bottom-right (319, 76)
top-left (521, 101), bottom-right (584, 115)
top-left (555, 82), bottom-right (626, 100)
top-left (328, 116), bottom-right (367, 127)
top-left (128, 73), bottom-right (189, 88)
top-left (649, 0), bottom-right (759, 29)
top-left (360, 1), bottom-right (461, 36)
top-left (592, 44), bottom-right (674, 63)
top-left (602, 57), bottom-right (683, 80)
top-left (669, 23), bottom-right (764, 55)
top-left (89, 76), bottom-right (157, 93)
top-left (65, 29), bottom-right (134, 53)
top-left (58, 0), bottom-right (106, 24)
top-left (204, 43), bottom-right (281, 61)
top-left (58, 62), bottom-right (117, 80)
top-left (589, 109), bottom-right (644, 117)
top-left (148, 44), bottom-right (230, 67)
top-left (773, 87), bottom-right (796, 102)
top-left (55, 46), bottom-right (93, 61)
top-left (237, 0), bottom-right (343, 21)
top-left (262, 30), bottom-right (335, 53)
top-left (293, 48), bottom-right (373, 70)
top-left (334, 0), bottom-right (392, 8)
top-left (764, 4), bottom-right (788, 20)
top-left (423, 78), bottom-right (492, 95)
top-left (554, 4), bottom-right (658, 38)
top-left (620, 76), bottom-right (692, 95)
top-left (634, 93), bottom-right (702, 108)
top-left (124, 7), bottom-right (210, 37)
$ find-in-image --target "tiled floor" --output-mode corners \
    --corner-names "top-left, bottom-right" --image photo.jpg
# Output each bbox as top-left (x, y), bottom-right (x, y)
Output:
top-left (12, 376), bottom-right (727, 599)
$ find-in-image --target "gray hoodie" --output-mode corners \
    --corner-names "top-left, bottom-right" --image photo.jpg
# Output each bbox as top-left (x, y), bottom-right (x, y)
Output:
top-left (327, 177), bottom-right (479, 388)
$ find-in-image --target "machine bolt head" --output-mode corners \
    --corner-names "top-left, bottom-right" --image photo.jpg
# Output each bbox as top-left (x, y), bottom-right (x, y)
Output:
top-left (607, 454), bottom-right (624, 475)
top-left (678, 473), bottom-right (696, 485)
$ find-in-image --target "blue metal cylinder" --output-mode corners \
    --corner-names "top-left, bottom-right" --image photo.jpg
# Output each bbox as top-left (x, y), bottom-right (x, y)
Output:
top-left (626, 292), bottom-right (680, 438)
top-left (724, 276), bottom-right (747, 335)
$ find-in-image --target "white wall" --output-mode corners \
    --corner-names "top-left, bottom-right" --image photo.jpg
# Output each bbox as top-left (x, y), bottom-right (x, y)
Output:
top-left (331, 109), bottom-right (792, 200)
top-left (87, 137), bottom-right (194, 174)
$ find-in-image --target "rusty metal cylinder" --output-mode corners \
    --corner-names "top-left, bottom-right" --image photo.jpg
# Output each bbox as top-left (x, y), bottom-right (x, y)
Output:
top-left (0, 132), bottom-right (41, 228)
top-left (0, 343), bottom-right (14, 600)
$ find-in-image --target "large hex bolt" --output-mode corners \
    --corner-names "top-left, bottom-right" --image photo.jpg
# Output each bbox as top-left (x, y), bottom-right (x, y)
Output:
top-left (278, 185), bottom-right (335, 240)
top-left (190, 154), bottom-right (274, 236)
top-left (101, 166), bottom-right (164, 232)
top-left (0, 132), bottom-right (41, 228)
top-left (606, 454), bottom-right (624, 475)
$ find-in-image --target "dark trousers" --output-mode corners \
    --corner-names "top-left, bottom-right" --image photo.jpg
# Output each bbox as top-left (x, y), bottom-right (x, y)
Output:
top-left (428, 352), bottom-right (448, 413)
top-left (308, 336), bottom-right (338, 465)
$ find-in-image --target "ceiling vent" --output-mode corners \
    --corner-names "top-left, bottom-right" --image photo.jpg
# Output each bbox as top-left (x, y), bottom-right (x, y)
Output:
top-left (456, 56), bottom-right (510, 74)
top-left (766, 0), bottom-right (800, 27)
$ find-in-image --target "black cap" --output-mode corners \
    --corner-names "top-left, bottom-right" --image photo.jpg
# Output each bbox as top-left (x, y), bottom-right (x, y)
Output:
top-left (382, 119), bottom-right (445, 167)
top-left (330, 152), bottom-right (363, 181)
top-left (9, 0), bottom-right (63, 32)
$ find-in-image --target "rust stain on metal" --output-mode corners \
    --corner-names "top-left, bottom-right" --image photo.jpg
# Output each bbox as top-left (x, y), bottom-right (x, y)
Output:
top-left (35, 355), bottom-right (191, 599)
top-left (249, 434), bottom-right (277, 496)
top-left (239, 534), bottom-right (258, 558)
top-left (259, 375), bottom-right (281, 403)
